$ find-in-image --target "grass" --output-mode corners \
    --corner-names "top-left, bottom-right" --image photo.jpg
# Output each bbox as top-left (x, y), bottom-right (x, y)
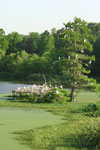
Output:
top-left (0, 91), bottom-right (100, 150)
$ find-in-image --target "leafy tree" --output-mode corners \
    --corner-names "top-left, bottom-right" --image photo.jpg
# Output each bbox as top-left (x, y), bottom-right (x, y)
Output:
top-left (0, 29), bottom-right (7, 60)
top-left (54, 18), bottom-right (96, 102)
top-left (91, 36), bottom-right (100, 76)
top-left (22, 53), bottom-right (40, 75)
top-left (88, 22), bottom-right (100, 36)
top-left (6, 32), bottom-right (23, 54)
top-left (0, 53), bottom-right (16, 72)
top-left (87, 23), bottom-right (100, 77)
top-left (51, 28), bottom-right (57, 35)
top-left (21, 32), bottom-right (40, 54)
top-left (14, 51), bottom-right (29, 79)
top-left (0, 50), bottom-right (5, 60)
top-left (0, 28), bottom-right (8, 52)
top-left (38, 30), bottom-right (53, 56)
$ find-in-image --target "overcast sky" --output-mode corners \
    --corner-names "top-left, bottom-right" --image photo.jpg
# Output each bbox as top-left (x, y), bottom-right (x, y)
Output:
top-left (0, 0), bottom-right (100, 35)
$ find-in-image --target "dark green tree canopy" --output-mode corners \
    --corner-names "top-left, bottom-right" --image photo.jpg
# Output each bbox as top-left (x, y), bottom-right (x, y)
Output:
top-left (22, 32), bottom-right (40, 54)
top-left (0, 28), bottom-right (8, 51)
top-left (6, 32), bottom-right (23, 54)
top-left (88, 22), bottom-right (100, 36)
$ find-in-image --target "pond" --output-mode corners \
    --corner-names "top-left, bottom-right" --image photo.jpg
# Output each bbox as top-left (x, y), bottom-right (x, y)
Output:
top-left (0, 107), bottom-right (65, 150)
top-left (0, 81), bottom-right (31, 94)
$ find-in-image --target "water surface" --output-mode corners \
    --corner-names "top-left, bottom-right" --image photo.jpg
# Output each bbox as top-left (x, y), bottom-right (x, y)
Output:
top-left (0, 81), bottom-right (31, 94)
top-left (0, 107), bottom-right (65, 150)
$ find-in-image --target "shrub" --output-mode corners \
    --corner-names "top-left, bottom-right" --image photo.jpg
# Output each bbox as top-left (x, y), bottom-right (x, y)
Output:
top-left (83, 103), bottom-right (100, 117)
top-left (83, 103), bottom-right (98, 112)
top-left (18, 93), bottom-right (38, 103)
top-left (41, 88), bottom-right (70, 103)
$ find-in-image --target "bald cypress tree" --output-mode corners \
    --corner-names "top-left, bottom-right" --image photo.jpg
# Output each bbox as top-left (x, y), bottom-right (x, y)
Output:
top-left (55, 18), bottom-right (97, 101)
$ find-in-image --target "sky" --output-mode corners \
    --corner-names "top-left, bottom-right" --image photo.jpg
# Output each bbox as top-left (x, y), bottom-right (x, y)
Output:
top-left (0, 0), bottom-right (100, 35)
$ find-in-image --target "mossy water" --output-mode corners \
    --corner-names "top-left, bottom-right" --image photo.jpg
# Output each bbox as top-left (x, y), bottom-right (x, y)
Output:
top-left (0, 107), bottom-right (65, 150)
top-left (0, 91), bottom-right (100, 150)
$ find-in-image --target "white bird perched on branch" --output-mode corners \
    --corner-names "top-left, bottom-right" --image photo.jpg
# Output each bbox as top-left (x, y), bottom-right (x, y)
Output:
top-left (81, 50), bottom-right (84, 53)
top-left (68, 56), bottom-right (70, 59)
top-left (75, 54), bottom-right (78, 59)
top-left (58, 57), bottom-right (61, 60)
top-left (89, 60), bottom-right (92, 64)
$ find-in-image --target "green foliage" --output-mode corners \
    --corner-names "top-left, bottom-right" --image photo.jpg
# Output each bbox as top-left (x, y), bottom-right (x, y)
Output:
top-left (6, 32), bottom-right (23, 54)
top-left (38, 30), bottom-right (55, 56)
top-left (42, 88), bottom-right (70, 103)
top-left (0, 28), bottom-right (8, 51)
top-left (21, 32), bottom-right (40, 54)
top-left (60, 18), bottom-right (95, 86)
top-left (84, 103), bottom-right (98, 112)
top-left (51, 17), bottom-right (97, 101)
top-left (83, 103), bottom-right (100, 117)
top-left (15, 88), bottom-right (70, 104)
top-left (25, 74), bottom-right (44, 81)
top-left (83, 103), bottom-right (99, 117)
top-left (92, 36), bottom-right (100, 76)
top-left (0, 72), bottom-right (15, 80)
top-left (88, 22), bottom-right (100, 37)
top-left (0, 18), bottom-right (100, 83)
top-left (18, 93), bottom-right (38, 103)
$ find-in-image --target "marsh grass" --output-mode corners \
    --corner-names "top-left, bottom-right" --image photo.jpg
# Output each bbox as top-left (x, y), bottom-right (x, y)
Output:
top-left (15, 114), bottom-right (100, 150)
top-left (0, 91), bottom-right (100, 150)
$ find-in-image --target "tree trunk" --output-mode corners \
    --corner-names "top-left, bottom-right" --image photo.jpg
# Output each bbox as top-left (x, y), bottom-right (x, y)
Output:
top-left (70, 86), bottom-right (75, 102)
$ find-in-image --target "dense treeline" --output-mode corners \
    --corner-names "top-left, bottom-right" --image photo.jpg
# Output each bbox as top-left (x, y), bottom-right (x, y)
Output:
top-left (0, 19), bottom-right (100, 82)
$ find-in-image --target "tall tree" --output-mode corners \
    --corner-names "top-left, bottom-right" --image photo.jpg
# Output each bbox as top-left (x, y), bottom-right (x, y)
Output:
top-left (88, 23), bottom-right (100, 77)
top-left (22, 32), bottom-right (40, 54)
top-left (6, 32), bottom-right (23, 54)
top-left (91, 35), bottom-right (100, 76)
top-left (88, 22), bottom-right (100, 36)
top-left (54, 18), bottom-right (96, 101)
top-left (0, 28), bottom-right (8, 51)
top-left (38, 30), bottom-right (51, 56)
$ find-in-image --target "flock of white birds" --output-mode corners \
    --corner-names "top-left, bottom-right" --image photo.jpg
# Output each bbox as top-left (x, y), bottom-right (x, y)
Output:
top-left (12, 84), bottom-right (52, 96)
